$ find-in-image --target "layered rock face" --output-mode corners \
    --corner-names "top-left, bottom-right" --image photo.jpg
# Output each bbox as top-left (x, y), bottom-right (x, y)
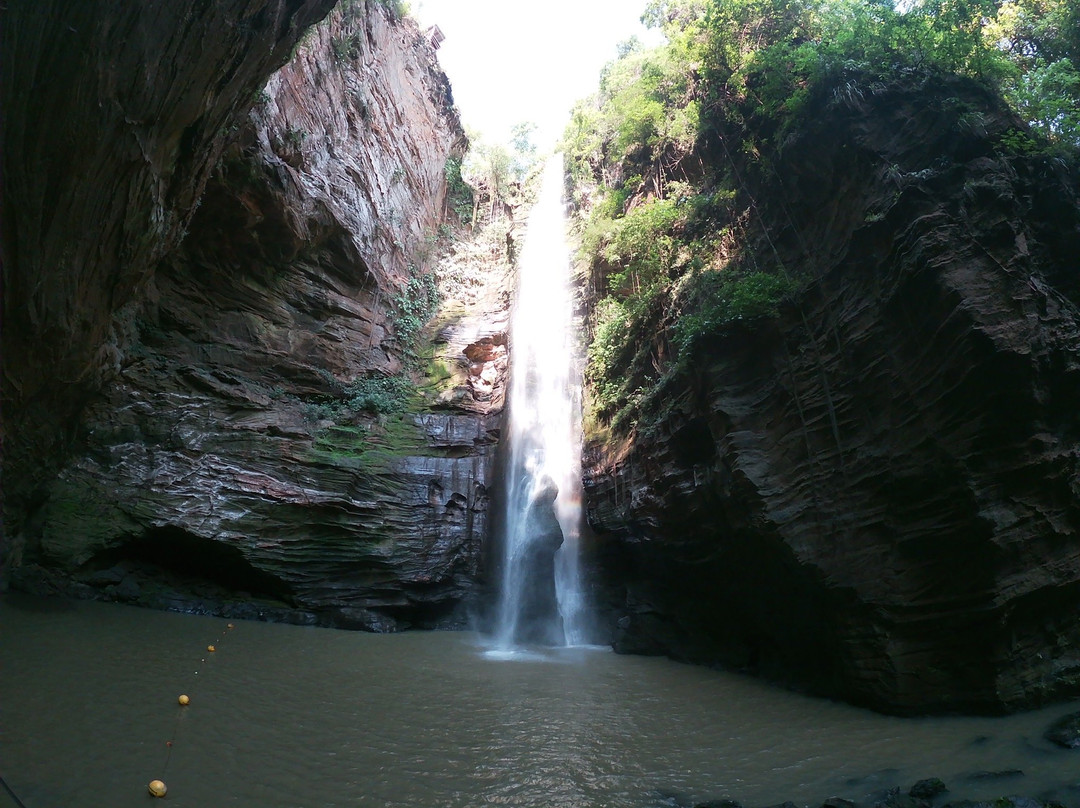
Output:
top-left (584, 76), bottom-right (1080, 713)
top-left (7, 3), bottom-right (510, 629)
top-left (1, 0), bottom-right (338, 533)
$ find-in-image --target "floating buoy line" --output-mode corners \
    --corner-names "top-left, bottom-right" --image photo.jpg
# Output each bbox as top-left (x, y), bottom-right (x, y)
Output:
top-left (148, 621), bottom-right (236, 799)
top-left (0, 620), bottom-right (237, 804)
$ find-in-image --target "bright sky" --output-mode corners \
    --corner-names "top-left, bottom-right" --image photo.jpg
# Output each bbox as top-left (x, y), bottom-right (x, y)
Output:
top-left (413, 0), bottom-right (663, 152)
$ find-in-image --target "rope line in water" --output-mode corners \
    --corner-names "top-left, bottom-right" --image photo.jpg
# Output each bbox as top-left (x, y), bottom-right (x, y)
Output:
top-left (153, 621), bottom-right (236, 795)
top-left (0, 773), bottom-right (30, 808)
top-left (1, 622), bottom-right (238, 804)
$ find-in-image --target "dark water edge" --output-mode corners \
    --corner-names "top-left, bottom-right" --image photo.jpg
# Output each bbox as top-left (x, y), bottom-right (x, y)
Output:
top-left (6, 560), bottom-right (471, 632)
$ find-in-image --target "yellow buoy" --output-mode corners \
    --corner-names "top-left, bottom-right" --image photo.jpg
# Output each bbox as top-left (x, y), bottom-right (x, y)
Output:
top-left (148, 779), bottom-right (167, 797)
top-left (207, 645), bottom-right (216, 652)
top-left (178, 694), bottom-right (190, 706)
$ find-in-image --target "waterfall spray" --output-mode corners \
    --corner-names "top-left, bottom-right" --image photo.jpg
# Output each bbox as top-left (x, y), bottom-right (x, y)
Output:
top-left (492, 154), bottom-right (588, 648)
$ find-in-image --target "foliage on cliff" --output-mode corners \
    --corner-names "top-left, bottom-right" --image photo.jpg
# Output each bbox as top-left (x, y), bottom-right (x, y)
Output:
top-left (565, 0), bottom-right (1080, 437)
top-left (459, 125), bottom-right (541, 227)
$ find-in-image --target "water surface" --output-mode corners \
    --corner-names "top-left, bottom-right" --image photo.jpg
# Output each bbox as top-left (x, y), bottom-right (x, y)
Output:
top-left (2, 595), bottom-right (1078, 807)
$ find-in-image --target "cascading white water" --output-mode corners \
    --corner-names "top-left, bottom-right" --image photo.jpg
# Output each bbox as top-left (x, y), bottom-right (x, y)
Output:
top-left (493, 154), bottom-right (588, 648)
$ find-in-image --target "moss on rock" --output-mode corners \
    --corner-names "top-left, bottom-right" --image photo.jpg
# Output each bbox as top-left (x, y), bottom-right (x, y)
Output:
top-left (39, 480), bottom-right (139, 568)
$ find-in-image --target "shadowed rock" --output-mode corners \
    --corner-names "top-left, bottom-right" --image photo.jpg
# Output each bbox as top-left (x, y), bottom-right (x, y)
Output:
top-left (512, 475), bottom-right (566, 645)
top-left (583, 74), bottom-right (1080, 713)
top-left (1, 0), bottom-right (338, 541)
top-left (3, 1), bottom-right (508, 630)
top-left (1044, 711), bottom-right (1080, 749)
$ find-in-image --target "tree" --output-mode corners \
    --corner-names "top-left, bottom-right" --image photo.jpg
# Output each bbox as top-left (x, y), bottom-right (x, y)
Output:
top-left (509, 121), bottom-right (538, 183)
top-left (986, 0), bottom-right (1080, 145)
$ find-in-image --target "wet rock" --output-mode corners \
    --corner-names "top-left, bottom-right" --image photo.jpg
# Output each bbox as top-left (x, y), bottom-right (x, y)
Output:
top-left (909, 779), bottom-right (948, 800)
top-left (1044, 711), bottom-right (1080, 749)
top-left (86, 566), bottom-right (127, 587)
top-left (874, 787), bottom-right (930, 808)
top-left (823, 798), bottom-right (857, 808)
top-left (332, 607), bottom-right (402, 633)
top-left (995, 798), bottom-right (1046, 808)
top-left (511, 476), bottom-right (566, 646)
top-left (112, 576), bottom-right (142, 602)
top-left (613, 609), bottom-right (679, 657)
top-left (693, 800), bottom-right (743, 808)
top-left (965, 770), bottom-right (1024, 782)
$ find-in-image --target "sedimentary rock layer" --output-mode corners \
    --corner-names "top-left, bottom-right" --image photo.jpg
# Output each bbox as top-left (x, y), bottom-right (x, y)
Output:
top-left (584, 75), bottom-right (1080, 713)
top-left (6, 2), bottom-right (509, 628)
top-left (1, 0), bottom-right (338, 531)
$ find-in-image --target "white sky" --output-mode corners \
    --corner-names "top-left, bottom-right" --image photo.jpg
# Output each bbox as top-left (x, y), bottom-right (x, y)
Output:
top-left (413, 0), bottom-right (663, 151)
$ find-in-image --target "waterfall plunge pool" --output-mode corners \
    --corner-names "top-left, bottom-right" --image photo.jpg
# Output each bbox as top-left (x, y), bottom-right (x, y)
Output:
top-left (2, 595), bottom-right (1078, 808)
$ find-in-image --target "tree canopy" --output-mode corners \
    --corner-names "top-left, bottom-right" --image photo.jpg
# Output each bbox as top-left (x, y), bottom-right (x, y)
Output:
top-left (563, 0), bottom-right (1079, 437)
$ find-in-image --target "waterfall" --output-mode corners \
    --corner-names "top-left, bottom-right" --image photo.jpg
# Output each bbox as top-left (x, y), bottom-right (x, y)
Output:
top-left (492, 154), bottom-right (588, 648)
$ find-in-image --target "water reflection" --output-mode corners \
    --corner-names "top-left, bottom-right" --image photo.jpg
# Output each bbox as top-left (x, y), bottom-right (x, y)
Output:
top-left (2, 596), bottom-right (1078, 808)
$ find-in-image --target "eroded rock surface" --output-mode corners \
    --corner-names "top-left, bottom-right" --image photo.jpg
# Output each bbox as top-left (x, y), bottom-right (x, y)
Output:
top-left (1, 0), bottom-right (338, 533)
top-left (7, 2), bottom-right (510, 629)
top-left (584, 75), bottom-right (1080, 713)
top-left (1044, 711), bottom-right (1080, 749)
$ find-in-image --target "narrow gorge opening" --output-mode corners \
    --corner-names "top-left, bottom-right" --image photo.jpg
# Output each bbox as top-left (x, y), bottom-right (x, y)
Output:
top-left (490, 155), bottom-right (590, 650)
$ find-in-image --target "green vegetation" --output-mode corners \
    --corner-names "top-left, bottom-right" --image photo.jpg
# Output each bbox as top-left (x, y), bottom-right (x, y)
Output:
top-left (565, 0), bottom-right (1079, 437)
top-left (392, 266), bottom-right (440, 357)
top-left (444, 156), bottom-right (474, 222)
top-left (460, 125), bottom-right (542, 229)
top-left (40, 480), bottom-right (139, 567)
top-left (344, 372), bottom-right (413, 414)
top-left (303, 368), bottom-right (428, 474)
top-left (331, 32), bottom-right (363, 62)
top-left (300, 261), bottom-right (442, 451)
top-left (302, 365), bottom-right (416, 424)
top-left (312, 424), bottom-right (369, 456)
top-left (283, 126), bottom-right (307, 148)
top-left (310, 414), bottom-right (430, 472)
top-left (697, 0), bottom-right (1079, 149)
top-left (369, 0), bottom-right (411, 19)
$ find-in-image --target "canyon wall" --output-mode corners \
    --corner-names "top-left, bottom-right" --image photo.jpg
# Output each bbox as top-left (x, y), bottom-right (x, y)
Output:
top-left (3, 1), bottom-right (511, 629)
top-left (583, 75), bottom-right (1080, 713)
top-left (1, 0), bottom-right (338, 532)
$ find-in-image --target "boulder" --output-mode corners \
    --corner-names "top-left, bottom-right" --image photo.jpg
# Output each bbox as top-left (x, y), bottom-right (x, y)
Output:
top-left (1044, 711), bottom-right (1080, 749)
top-left (909, 779), bottom-right (948, 800)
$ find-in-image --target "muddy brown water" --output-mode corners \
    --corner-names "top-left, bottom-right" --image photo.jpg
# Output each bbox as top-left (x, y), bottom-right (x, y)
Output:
top-left (2, 595), bottom-right (1078, 807)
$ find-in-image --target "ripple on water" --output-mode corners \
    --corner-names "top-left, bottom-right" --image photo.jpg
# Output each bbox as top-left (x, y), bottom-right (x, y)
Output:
top-left (2, 596), bottom-right (1079, 808)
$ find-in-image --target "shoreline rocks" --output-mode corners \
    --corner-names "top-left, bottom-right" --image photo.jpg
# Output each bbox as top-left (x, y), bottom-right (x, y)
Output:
top-left (1044, 711), bottom-right (1080, 749)
top-left (685, 777), bottom-right (1073, 808)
